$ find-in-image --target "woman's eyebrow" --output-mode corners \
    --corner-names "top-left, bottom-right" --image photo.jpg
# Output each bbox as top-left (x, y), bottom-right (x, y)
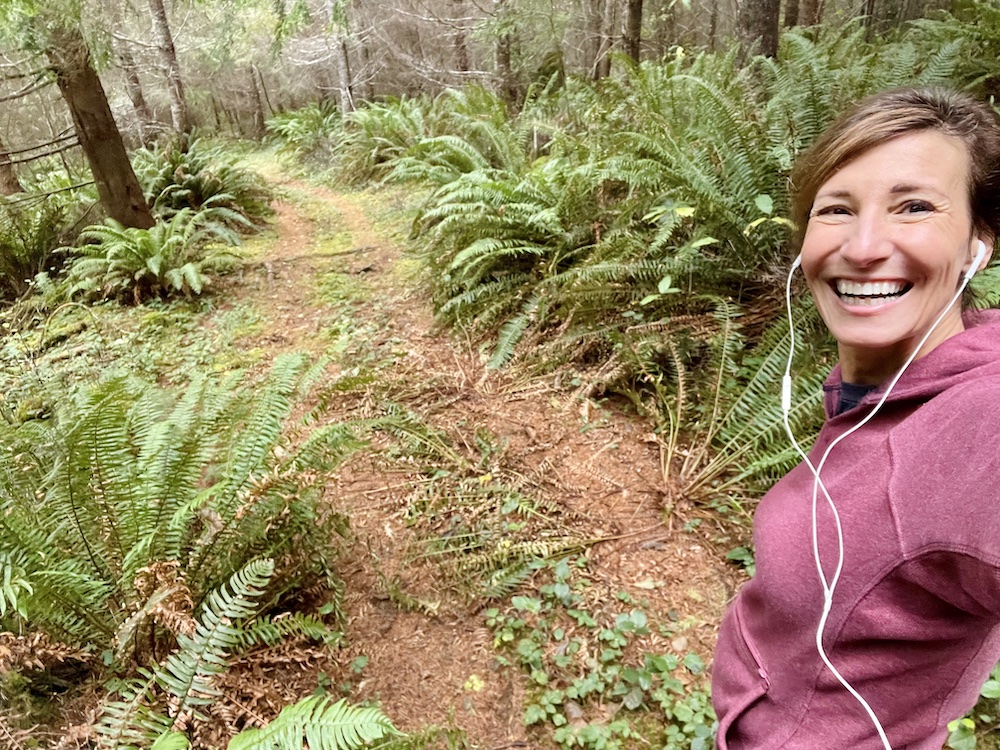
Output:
top-left (889, 183), bottom-right (945, 195)
top-left (814, 189), bottom-right (851, 200)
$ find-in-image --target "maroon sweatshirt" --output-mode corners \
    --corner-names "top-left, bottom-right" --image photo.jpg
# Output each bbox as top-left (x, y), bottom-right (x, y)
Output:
top-left (712, 309), bottom-right (1000, 750)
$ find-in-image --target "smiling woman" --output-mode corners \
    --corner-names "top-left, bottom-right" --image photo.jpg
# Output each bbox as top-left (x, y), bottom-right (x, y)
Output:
top-left (711, 88), bottom-right (1000, 750)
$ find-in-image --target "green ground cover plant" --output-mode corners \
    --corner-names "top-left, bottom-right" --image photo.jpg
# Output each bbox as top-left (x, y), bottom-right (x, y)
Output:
top-left (486, 557), bottom-right (714, 750)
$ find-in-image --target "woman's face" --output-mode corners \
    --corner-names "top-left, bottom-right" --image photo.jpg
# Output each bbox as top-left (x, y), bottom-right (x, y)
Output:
top-left (800, 129), bottom-right (992, 384)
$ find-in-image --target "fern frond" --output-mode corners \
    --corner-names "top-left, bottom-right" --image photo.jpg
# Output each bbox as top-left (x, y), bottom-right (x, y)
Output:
top-left (154, 558), bottom-right (275, 720)
top-left (228, 696), bottom-right (398, 750)
top-left (95, 668), bottom-right (172, 750)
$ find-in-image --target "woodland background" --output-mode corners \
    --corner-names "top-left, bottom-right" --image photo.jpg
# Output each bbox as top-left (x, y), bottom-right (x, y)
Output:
top-left (2, 0), bottom-right (1000, 749)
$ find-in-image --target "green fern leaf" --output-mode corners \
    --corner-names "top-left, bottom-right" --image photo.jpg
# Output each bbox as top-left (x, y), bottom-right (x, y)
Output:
top-left (228, 696), bottom-right (398, 750)
top-left (154, 558), bottom-right (275, 718)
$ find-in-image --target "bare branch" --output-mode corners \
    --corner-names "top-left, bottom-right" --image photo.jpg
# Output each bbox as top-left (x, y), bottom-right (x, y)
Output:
top-left (2, 133), bottom-right (77, 158)
top-left (3, 181), bottom-right (96, 206)
top-left (8, 140), bottom-right (81, 166)
top-left (0, 66), bottom-right (50, 81)
top-left (0, 77), bottom-right (53, 104)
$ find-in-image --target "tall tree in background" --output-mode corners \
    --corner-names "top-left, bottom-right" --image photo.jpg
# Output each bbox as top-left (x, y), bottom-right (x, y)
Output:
top-left (800, 0), bottom-right (821, 25)
top-left (453, 0), bottom-right (471, 71)
top-left (624, 0), bottom-right (643, 61)
top-left (110, 0), bottom-right (156, 144)
top-left (328, 0), bottom-right (354, 112)
top-left (494, 0), bottom-right (517, 103)
top-left (148, 0), bottom-right (193, 135)
top-left (588, 0), bottom-right (614, 78)
top-left (738, 0), bottom-right (780, 58)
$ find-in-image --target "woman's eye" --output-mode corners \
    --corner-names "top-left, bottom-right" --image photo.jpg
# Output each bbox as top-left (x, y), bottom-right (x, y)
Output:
top-left (903, 201), bottom-right (934, 213)
top-left (814, 205), bottom-right (850, 216)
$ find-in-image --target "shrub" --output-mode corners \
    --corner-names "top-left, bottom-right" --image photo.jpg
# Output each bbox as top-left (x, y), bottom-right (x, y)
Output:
top-left (267, 99), bottom-right (343, 161)
top-left (131, 138), bottom-right (273, 227)
top-left (335, 96), bottom-right (437, 183)
top-left (0, 354), bottom-right (362, 666)
top-left (64, 201), bottom-right (249, 304)
top-left (410, 24), bottom-right (963, 368)
top-left (0, 198), bottom-right (68, 301)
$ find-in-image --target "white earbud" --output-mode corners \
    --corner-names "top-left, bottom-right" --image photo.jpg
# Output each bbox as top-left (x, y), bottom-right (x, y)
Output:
top-left (965, 240), bottom-right (988, 282)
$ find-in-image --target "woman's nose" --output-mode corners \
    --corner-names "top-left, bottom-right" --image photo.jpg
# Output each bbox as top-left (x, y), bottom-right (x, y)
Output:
top-left (839, 215), bottom-right (892, 268)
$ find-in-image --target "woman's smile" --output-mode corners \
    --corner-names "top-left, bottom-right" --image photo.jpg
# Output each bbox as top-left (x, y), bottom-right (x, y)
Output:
top-left (833, 278), bottom-right (911, 307)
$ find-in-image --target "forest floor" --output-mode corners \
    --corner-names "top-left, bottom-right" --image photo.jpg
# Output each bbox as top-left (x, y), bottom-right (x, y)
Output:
top-left (180, 171), bottom-right (744, 748)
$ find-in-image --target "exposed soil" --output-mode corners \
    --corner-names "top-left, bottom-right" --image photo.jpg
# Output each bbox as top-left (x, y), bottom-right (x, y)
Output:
top-left (191, 178), bottom-right (742, 747)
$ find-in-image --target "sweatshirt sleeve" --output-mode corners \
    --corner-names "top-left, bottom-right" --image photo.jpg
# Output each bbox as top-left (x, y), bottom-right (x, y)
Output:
top-left (886, 382), bottom-right (1000, 580)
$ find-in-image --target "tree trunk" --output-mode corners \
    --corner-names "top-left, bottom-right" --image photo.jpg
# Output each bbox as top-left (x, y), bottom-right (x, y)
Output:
top-left (119, 50), bottom-right (156, 146)
top-left (800, 0), bottom-right (821, 25)
top-left (586, 0), bottom-right (604, 78)
top-left (249, 66), bottom-right (266, 137)
top-left (254, 64), bottom-right (275, 118)
top-left (649, 0), bottom-right (674, 59)
top-left (453, 0), bottom-right (470, 72)
top-left (709, 0), bottom-right (720, 51)
top-left (494, 0), bottom-right (518, 104)
top-left (623, 0), bottom-right (643, 62)
top-left (0, 135), bottom-right (22, 195)
top-left (862, 0), bottom-right (877, 39)
top-left (335, 39), bottom-right (355, 113)
top-left (737, 0), bottom-right (781, 60)
top-left (357, 43), bottom-right (373, 101)
top-left (147, 0), bottom-right (192, 135)
top-left (784, 0), bottom-right (800, 27)
top-left (109, 0), bottom-right (155, 145)
top-left (46, 28), bottom-right (154, 229)
top-left (594, 0), bottom-right (615, 79)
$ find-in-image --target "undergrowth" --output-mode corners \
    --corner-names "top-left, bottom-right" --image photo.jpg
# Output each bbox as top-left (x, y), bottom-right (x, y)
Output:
top-left (486, 557), bottom-right (715, 750)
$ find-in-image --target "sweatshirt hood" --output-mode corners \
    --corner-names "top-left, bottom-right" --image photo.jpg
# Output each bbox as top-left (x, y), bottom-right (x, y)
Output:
top-left (823, 308), bottom-right (1000, 418)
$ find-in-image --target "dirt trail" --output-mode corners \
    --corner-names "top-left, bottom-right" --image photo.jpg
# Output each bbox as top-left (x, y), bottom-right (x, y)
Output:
top-left (221, 179), bottom-right (739, 746)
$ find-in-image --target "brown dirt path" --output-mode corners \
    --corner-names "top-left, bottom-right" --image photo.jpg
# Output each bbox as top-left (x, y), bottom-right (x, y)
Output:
top-left (215, 178), bottom-right (740, 747)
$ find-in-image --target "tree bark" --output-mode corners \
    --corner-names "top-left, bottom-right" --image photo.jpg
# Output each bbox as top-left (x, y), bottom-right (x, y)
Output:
top-left (356, 43), bottom-right (373, 102)
top-left (784, 0), bottom-right (800, 27)
top-left (453, 0), bottom-right (470, 72)
top-left (0, 135), bottom-right (22, 195)
top-left (147, 0), bottom-right (192, 135)
top-left (594, 0), bottom-right (615, 79)
top-left (710, 0), bottom-right (720, 50)
top-left (737, 0), bottom-right (781, 60)
top-left (109, 0), bottom-right (155, 145)
top-left (586, 0), bottom-right (604, 79)
top-left (800, 0), bottom-right (821, 25)
top-left (46, 28), bottom-right (154, 229)
top-left (494, 0), bottom-right (518, 104)
top-left (623, 0), bottom-right (643, 62)
top-left (249, 66), bottom-right (266, 137)
top-left (335, 39), bottom-right (354, 113)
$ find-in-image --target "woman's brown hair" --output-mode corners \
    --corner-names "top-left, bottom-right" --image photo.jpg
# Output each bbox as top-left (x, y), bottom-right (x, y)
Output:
top-left (790, 87), bottom-right (1000, 248)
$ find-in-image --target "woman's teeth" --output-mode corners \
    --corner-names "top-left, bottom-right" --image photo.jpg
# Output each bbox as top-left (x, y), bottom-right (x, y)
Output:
top-left (835, 279), bottom-right (909, 305)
